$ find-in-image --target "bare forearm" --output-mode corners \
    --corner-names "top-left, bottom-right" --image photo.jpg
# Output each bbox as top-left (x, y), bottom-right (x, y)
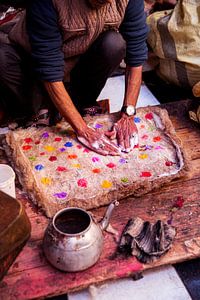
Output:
top-left (123, 65), bottom-right (142, 107)
top-left (44, 81), bottom-right (87, 134)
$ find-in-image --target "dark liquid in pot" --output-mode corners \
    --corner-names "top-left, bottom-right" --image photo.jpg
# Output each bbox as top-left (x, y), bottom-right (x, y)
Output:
top-left (55, 209), bottom-right (90, 234)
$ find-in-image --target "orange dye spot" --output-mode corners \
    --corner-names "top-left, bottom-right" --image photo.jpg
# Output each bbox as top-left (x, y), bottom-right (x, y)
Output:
top-left (68, 154), bottom-right (78, 159)
top-left (92, 168), bottom-right (101, 173)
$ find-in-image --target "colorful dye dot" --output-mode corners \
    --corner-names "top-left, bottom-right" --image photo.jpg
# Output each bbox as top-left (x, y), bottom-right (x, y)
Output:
top-left (24, 138), bottom-right (33, 144)
top-left (95, 123), bottom-right (103, 129)
top-left (56, 166), bottom-right (67, 172)
top-left (22, 145), bottom-right (32, 151)
top-left (49, 156), bottom-right (57, 162)
top-left (29, 156), bottom-right (36, 161)
top-left (41, 132), bottom-right (49, 138)
top-left (72, 164), bottom-right (81, 168)
top-left (53, 192), bottom-right (67, 199)
top-left (92, 168), bottom-right (101, 173)
top-left (140, 125), bottom-right (145, 129)
top-left (101, 180), bottom-right (112, 188)
top-left (59, 148), bottom-right (66, 152)
top-left (165, 161), bottom-right (175, 166)
top-left (35, 141), bottom-right (40, 145)
top-left (106, 162), bottom-right (116, 168)
top-left (153, 136), bottom-right (161, 142)
top-left (134, 117), bottom-right (141, 123)
top-left (41, 177), bottom-right (51, 185)
top-left (54, 137), bottom-right (62, 142)
top-left (145, 145), bottom-right (153, 150)
top-left (77, 178), bottom-right (87, 188)
top-left (155, 146), bottom-right (163, 150)
top-left (145, 113), bottom-right (153, 120)
top-left (44, 145), bottom-right (55, 152)
top-left (119, 158), bottom-right (127, 164)
top-left (121, 177), bottom-right (129, 183)
top-left (35, 164), bottom-right (44, 171)
top-left (40, 152), bottom-right (45, 156)
top-left (141, 134), bottom-right (148, 140)
top-left (92, 157), bottom-right (100, 162)
top-left (77, 145), bottom-right (82, 149)
top-left (68, 154), bottom-right (77, 159)
top-left (134, 144), bottom-right (139, 148)
top-left (139, 154), bottom-right (148, 159)
top-left (140, 172), bottom-right (152, 177)
top-left (83, 148), bottom-right (90, 153)
top-left (64, 142), bottom-right (73, 147)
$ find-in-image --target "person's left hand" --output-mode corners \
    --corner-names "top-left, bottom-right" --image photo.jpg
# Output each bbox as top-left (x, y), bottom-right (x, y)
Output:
top-left (105, 114), bottom-right (138, 153)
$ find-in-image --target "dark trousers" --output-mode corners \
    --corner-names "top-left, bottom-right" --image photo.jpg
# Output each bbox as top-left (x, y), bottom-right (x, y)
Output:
top-left (0, 30), bottom-right (126, 119)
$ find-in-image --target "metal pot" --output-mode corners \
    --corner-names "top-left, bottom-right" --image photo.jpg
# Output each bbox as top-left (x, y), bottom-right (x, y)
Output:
top-left (43, 201), bottom-right (118, 272)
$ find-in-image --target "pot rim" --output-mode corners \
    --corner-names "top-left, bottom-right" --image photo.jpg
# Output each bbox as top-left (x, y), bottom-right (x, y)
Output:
top-left (52, 207), bottom-right (92, 236)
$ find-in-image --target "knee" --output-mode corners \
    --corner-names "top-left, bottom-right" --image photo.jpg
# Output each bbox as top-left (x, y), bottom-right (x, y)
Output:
top-left (99, 31), bottom-right (126, 62)
top-left (0, 44), bottom-right (19, 82)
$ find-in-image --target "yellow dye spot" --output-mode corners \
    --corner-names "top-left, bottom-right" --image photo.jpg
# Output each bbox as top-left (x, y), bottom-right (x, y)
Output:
top-left (101, 180), bottom-right (112, 188)
top-left (44, 145), bottom-right (56, 152)
top-left (139, 154), bottom-right (148, 159)
top-left (72, 164), bottom-right (81, 168)
top-left (41, 177), bottom-right (52, 185)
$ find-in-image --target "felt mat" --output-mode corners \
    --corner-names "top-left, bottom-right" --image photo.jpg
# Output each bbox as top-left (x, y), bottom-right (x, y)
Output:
top-left (4, 106), bottom-right (188, 217)
top-left (0, 100), bottom-right (200, 300)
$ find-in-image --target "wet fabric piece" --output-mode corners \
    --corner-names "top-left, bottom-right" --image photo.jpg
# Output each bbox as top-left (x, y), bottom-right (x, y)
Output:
top-left (118, 217), bottom-right (176, 263)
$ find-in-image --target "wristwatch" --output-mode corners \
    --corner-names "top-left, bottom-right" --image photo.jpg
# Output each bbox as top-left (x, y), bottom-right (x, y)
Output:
top-left (121, 105), bottom-right (136, 116)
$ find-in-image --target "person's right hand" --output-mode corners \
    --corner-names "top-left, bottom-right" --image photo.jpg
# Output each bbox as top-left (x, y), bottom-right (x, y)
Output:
top-left (76, 126), bottom-right (121, 156)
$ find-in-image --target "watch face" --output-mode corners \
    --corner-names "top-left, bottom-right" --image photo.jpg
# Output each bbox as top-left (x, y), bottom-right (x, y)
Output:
top-left (126, 105), bottom-right (135, 116)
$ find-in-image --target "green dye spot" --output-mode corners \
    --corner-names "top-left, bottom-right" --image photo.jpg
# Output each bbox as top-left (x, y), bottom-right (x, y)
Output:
top-left (29, 156), bottom-right (36, 161)
top-left (121, 177), bottom-right (129, 183)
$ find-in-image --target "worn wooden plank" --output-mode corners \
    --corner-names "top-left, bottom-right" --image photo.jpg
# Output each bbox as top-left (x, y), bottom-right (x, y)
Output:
top-left (1, 99), bottom-right (200, 299)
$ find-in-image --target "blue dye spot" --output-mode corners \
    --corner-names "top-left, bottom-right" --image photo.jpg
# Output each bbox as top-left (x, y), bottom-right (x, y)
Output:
top-left (134, 117), bottom-right (141, 123)
top-left (35, 164), bottom-right (44, 171)
top-left (64, 142), bottom-right (73, 147)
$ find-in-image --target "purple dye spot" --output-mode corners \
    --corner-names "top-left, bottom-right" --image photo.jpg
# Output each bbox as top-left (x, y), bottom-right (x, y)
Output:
top-left (145, 145), bottom-right (153, 150)
top-left (53, 192), bottom-right (67, 199)
top-left (41, 132), bottom-right (49, 138)
top-left (64, 142), bottom-right (73, 147)
top-left (35, 164), bottom-right (44, 171)
top-left (95, 123), bottom-right (103, 129)
top-left (134, 117), bottom-right (141, 123)
top-left (59, 148), bottom-right (66, 152)
top-left (119, 158), bottom-right (127, 164)
top-left (92, 157), bottom-right (100, 162)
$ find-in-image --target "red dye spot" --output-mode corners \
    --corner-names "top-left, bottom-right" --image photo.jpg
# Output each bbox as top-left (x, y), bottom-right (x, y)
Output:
top-left (92, 168), bottom-right (101, 173)
top-left (142, 134), bottom-right (148, 140)
top-left (35, 140), bottom-right (40, 145)
top-left (165, 161), bottom-right (174, 166)
top-left (77, 145), bottom-right (82, 149)
top-left (24, 138), bottom-right (33, 144)
top-left (77, 178), bottom-right (87, 188)
top-left (22, 145), bottom-right (32, 151)
top-left (56, 166), bottom-right (67, 172)
top-left (83, 148), bottom-right (90, 153)
top-left (140, 125), bottom-right (145, 129)
top-left (54, 137), bottom-right (62, 142)
top-left (173, 196), bottom-right (184, 208)
top-left (49, 156), bottom-right (57, 162)
top-left (145, 113), bottom-right (153, 120)
top-left (140, 171), bottom-right (152, 177)
top-left (106, 162), bottom-right (116, 168)
top-left (40, 152), bottom-right (45, 156)
top-left (153, 136), bottom-right (161, 142)
top-left (134, 144), bottom-right (139, 148)
top-left (68, 154), bottom-right (78, 159)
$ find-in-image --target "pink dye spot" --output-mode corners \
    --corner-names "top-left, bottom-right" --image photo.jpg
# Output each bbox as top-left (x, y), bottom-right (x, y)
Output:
top-left (35, 140), bottom-right (40, 145)
top-left (54, 137), bottom-right (62, 142)
top-left (49, 156), bottom-right (57, 162)
top-left (56, 166), bottom-right (67, 172)
top-left (106, 162), bottom-right (116, 168)
top-left (134, 144), bottom-right (139, 148)
top-left (92, 157), bottom-right (100, 162)
top-left (155, 146), bottom-right (163, 150)
top-left (24, 138), bottom-right (33, 144)
top-left (77, 178), bottom-right (88, 188)
top-left (173, 196), bottom-right (184, 208)
top-left (22, 145), bottom-right (32, 151)
top-left (140, 171), bottom-right (152, 177)
top-left (141, 134), bottom-right (148, 140)
top-left (145, 113), bottom-right (153, 120)
top-left (77, 145), bottom-right (82, 149)
top-left (153, 136), bottom-right (161, 142)
top-left (40, 152), bottom-right (45, 156)
top-left (83, 148), bottom-right (90, 153)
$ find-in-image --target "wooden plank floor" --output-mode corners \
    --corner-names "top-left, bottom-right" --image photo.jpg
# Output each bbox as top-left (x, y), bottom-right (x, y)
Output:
top-left (0, 99), bottom-right (200, 300)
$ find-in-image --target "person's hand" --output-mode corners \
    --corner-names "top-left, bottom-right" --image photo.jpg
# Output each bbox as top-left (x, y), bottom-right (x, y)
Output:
top-left (105, 114), bottom-right (138, 153)
top-left (76, 126), bottom-right (121, 156)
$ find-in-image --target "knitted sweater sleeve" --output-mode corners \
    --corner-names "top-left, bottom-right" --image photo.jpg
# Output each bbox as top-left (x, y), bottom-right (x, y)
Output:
top-left (26, 0), bottom-right (64, 82)
top-left (119, 0), bottom-right (149, 67)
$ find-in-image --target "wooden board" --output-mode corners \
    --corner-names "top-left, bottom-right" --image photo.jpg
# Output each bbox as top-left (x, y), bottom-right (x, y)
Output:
top-left (0, 99), bottom-right (200, 300)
